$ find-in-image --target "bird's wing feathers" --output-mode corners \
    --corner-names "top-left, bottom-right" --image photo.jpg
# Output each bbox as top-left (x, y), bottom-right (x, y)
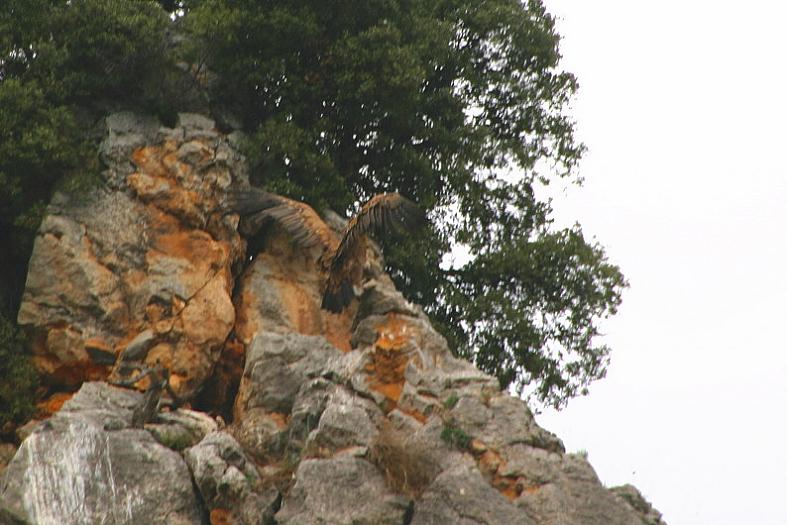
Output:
top-left (322, 193), bottom-right (424, 312)
top-left (332, 193), bottom-right (424, 269)
top-left (224, 187), bottom-right (337, 251)
top-left (224, 188), bottom-right (424, 313)
top-left (222, 187), bottom-right (283, 216)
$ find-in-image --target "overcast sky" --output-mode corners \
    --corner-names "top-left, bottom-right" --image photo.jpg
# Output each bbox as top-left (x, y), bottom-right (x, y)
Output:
top-left (535, 1), bottom-right (787, 523)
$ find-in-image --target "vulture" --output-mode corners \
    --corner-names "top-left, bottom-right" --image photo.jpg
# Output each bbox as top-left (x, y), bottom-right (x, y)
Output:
top-left (223, 187), bottom-right (425, 312)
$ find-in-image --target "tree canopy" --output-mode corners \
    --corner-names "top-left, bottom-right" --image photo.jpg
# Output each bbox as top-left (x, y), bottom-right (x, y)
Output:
top-left (0, 0), bottom-right (627, 416)
top-left (182, 0), bottom-right (627, 407)
top-left (0, 0), bottom-right (177, 429)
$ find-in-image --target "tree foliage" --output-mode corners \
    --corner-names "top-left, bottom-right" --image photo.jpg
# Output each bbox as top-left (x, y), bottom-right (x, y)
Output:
top-left (184, 0), bottom-right (627, 407)
top-left (1, 0), bottom-right (627, 411)
top-left (0, 0), bottom-right (176, 428)
top-left (0, 314), bottom-right (37, 431)
top-left (0, 0), bottom-right (174, 302)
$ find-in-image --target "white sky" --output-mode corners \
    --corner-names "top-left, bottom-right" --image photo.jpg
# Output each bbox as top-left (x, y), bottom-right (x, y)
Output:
top-left (535, 1), bottom-right (787, 523)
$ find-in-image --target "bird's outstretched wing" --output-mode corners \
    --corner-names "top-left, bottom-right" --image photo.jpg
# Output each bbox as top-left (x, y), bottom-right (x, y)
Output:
top-left (223, 187), bottom-right (335, 250)
top-left (322, 193), bottom-right (425, 312)
top-left (222, 186), bottom-right (282, 216)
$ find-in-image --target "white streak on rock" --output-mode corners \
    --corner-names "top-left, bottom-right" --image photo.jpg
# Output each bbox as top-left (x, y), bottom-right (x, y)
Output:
top-left (21, 419), bottom-right (142, 525)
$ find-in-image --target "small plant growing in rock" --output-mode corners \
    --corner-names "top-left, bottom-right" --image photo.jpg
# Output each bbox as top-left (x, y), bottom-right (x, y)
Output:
top-left (0, 315), bottom-right (38, 434)
top-left (442, 393), bottom-right (459, 410)
top-left (156, 431), bottom-right (195, 452)
top-left (369, 425), bottom-right (436, 497)
top-left (440, 424), bottom-right (472, 450)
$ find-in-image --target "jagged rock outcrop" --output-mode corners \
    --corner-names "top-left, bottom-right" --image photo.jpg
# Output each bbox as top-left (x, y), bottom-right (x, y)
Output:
top-left (185, 430), bottom-right (280, 525)
top-left (0, 383), bottom-right (206, 525)
top-left (17, 112), bottom-right (243, 400)
top-left (1, 112), bottom-right (665, 525)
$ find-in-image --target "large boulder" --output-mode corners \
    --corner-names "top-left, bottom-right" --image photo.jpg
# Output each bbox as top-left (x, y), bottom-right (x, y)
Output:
top-left (17, 112), bottom-right (244, 399)
top-left (0, 382), bottom-right (204, 525)
top-left (275, 455), bottom-right (411, 525)
top-left (185, 431), bottom-right (280, 525)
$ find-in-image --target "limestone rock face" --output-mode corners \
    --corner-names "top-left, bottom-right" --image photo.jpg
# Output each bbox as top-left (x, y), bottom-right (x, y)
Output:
top-left (276, 455), bottom-right (411, 525)
top-left (0, 383), bottom-right (204, 525)
top-left (3, 111), bottom-right (666, 525)
top-left (17, 112), bottom-right (244, 398)
top-left (233, 227), bottom-right (356, 351)
top-left (185, 431), bottom-right (280, 525)
top-left (611, 484), bottom-right (668, 525)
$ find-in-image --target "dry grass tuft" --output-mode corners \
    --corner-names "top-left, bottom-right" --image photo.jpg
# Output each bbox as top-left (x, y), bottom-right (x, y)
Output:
top-left (369, 425), bottom-right (436, 498)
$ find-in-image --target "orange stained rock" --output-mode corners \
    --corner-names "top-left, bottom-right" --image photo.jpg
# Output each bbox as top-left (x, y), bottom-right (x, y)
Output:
top-left (363, 314), bottom-right (419, 406)
top-left (209, 508), bottom-right (231, 525)
top-left (365, 345), bottom-right (410, 405)
top-left (131, 146), bottom-right (168, 179)
top-left (397, 406), bottom-right (428, 424)
top-left (478, 449), bottom-right (504, 476)
top-left (161, 151), bottom-right (194, 179)
top-left (323, 309), bottom-right (353, 352)
top-left (32, 354), bottom-right (109, 387)
top-left (36, 392), bottom-right (74, 417)
top-left (126, 172), bottom-right (171, 196)
top-left (127, 173), bottom-right (205, 224)
top-left (268, 412), bottom-right (290, 430)
top-left (232, 286), bottom-right (259, 344)
top-left (233, 229), bottom-right (353, 351)
top-left (153, 229), bottom-right (228, 267)
top-left (274, 276), bottom-right (323, 337)
top-left (167, 373), bottom-right (185, 393)
top-left (145, 302), bottom-right (168, 324)
top-left (470, 444), bottom-right (537, 502)
top-left (268, 256), bottom-right (353, 351)
top-left (366, 347), bottom-right (408, 403)
top-left (469, 439), bottom-right (488, 454)
top-left (84, 337), bottom-right (111, 354)
top-left (181, 270), bottom-right (235, 347)
top-left (373, 313), bottom-right (412, 351)
top-left (496, 476), bottom-right (525, 501)
top-left (145, 342), bottom-right (175, 368)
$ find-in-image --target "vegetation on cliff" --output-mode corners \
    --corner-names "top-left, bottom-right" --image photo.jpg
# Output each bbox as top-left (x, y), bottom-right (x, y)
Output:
top-left (0, 0), bottom-right (176, 429)
top-left (0, 0), bottom-right (627, 419)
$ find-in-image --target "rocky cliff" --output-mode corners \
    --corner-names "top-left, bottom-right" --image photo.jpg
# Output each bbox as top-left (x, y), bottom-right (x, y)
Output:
top-left (0, 113), bottom-right (665, 525)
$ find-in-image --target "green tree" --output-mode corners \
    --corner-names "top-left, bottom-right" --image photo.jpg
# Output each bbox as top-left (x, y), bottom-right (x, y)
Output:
top-left (185, 0), bottom-right (627, 407)
top-left (0, 0), bottom-right (177, 429)
top-left (0, 0), bottom-right (627, 413)
top-left (0, 0), bottom-right (174, 305)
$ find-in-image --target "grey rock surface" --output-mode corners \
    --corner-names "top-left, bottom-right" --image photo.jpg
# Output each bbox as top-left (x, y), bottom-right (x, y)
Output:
top-left (515, 453), bottom-right (650, 525)
top-left (411, 460), bottom-right (535, 525)
top-left (0, 383), bottom-right (203, 525)
top-left (185, 431), bottom-right (279, 525)
top-left (232, 331), bottom-right (343, 458)
top-left (611, 484), bottom-right (667, 525)
top-left (275, 456), bottom-right (410, 525)
top-left (146, 408), bottom-right (218, 451)
top-left (304, 387), bottom-right (381, 453)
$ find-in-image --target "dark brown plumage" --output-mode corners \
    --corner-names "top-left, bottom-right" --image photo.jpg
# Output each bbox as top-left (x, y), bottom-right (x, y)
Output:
top-left (223, 187), bottom-right (334, 249)
top-left (322, 193), bottom-right (425, 312)
top-left (223, 187), bottom-right (425, 312)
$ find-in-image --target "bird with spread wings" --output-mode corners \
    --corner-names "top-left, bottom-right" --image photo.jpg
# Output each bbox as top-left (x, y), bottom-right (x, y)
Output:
top-left (223, 187), bottom-right (425, 312)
